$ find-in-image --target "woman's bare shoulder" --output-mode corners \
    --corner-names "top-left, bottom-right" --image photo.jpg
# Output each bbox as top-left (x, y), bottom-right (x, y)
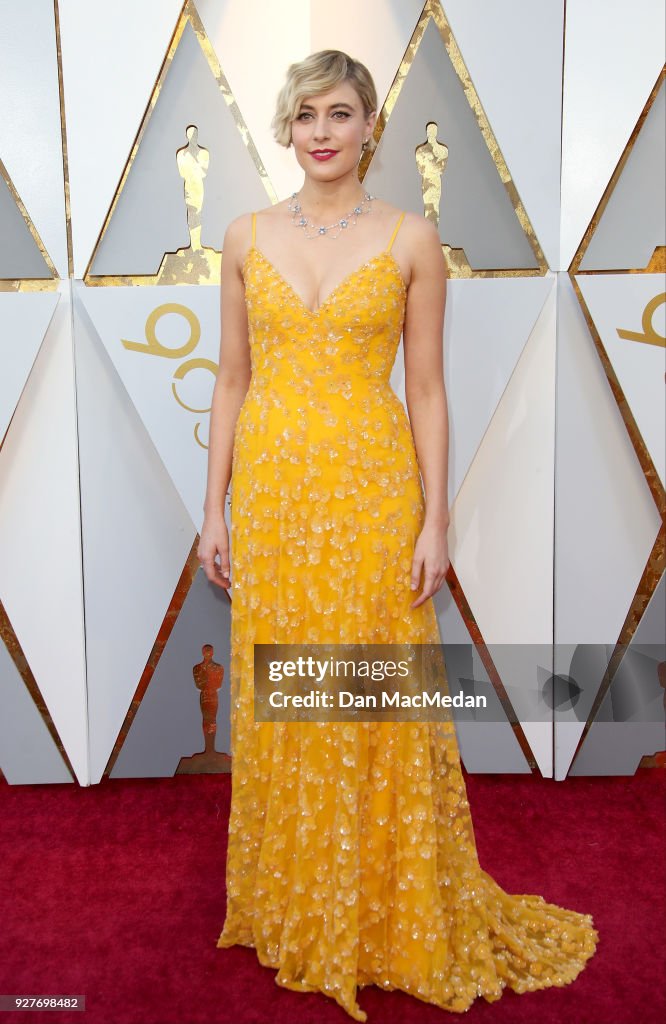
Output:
top-left (225, 203), bottom-right (287, 235)
top-left (399, 209), bottom-right (439, 245)
top-left (399, 211), bottom-right (442, 270)
top-left (224, 205), bottom-right (287, 255)
top-left (253, 200), bottom-right (291, 219)
top-left (373, 203), bottom-right (436, 246)
top-left (222, 212), bottom-right (259, 275)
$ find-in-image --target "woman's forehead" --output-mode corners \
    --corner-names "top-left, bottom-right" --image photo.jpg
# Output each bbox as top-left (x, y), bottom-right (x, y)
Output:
top-left (298, 84), bottom-right (360, 108)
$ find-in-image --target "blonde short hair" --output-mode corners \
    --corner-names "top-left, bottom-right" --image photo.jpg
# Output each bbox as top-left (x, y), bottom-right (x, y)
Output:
top-left (271, 49), bottom-right (378, 152)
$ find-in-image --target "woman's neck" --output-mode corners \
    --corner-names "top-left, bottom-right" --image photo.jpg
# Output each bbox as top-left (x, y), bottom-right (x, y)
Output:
top-left (294, 178), bottom-right (367, 218)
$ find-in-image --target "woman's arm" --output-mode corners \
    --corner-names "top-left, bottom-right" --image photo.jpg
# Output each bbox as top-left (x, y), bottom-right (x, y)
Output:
top-left (401, 215), bottom-right (450, 607)
top-left (198, 215), bottom-right (252, 587)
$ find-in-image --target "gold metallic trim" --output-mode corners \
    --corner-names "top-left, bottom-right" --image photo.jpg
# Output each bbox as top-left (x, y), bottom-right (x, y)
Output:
top-left (570, 68), bottom-right (666, 276)
top-left (359, 0), bottom-right (548, 278)
top-left (53, 0), bottom-right (73, 280)
top-left (643, 247), bottom-right (665, 274)
top-left (84, 0), bottom-right (277, 287)
top-left (446, 565), bottom-right (541, 776)
top-left (0, 600), bottom-right (75, 781)
top-left (0, 155), bottom-right (59, 293)
top-left (103, 538), bottom-right (231, 778)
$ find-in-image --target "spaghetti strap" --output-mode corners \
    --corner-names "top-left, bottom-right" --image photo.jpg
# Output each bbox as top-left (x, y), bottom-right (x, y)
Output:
top-left (251, 211), bottom-right (256, 247)
top-left (386, 211), bottom-right (405, 252)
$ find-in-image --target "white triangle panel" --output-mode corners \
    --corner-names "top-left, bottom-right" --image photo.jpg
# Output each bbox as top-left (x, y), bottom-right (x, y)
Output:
top-left (77, 284), bottom-right (222, 532)
top-left (58, 0), bottom-right (185, 278)
top-left (451, 279), bottom-right (557, 644)
top-left (554, 275), bottom-right (662, 775)
top-left (577, 272), bottom-right (665, 488)
top-left (0, 281), bottom-right (88, 783)
top-left (560, 0), bottom-right (665, 269)
top-left (0, 4), bottom-right (68, 277)
top-left (0, 292), bottom-right (60, 443)
top-left (554, 276), bottom-right (660, 644)
top-left (391, 276), bottom-right (553, 501)
top-left (443, 0), bottom-right (565, 270)
top-left (449, 279), bottom-right (558, 775)
top-left (0, 640), bottom-right (73, 784)
top-left (73, 284), bottom-right (196, 784)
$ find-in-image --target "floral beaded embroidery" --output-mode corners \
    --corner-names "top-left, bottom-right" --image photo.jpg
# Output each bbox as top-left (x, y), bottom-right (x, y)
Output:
top-left (217, 210), bottom-right (599, 1023)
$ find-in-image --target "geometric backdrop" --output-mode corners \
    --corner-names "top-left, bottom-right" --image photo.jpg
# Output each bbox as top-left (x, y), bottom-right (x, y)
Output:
top-left (1, 0), bottom-right (664, 784)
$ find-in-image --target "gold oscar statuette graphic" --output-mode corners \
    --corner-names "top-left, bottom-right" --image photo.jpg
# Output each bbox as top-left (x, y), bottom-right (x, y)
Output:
top-left (176, 644), bottom-right (231, 774)
top-left (157, 125), bottom-right (221, 285)
top-left (416, 121), bottom-right (448, 226)
top-left (415, 121), bottom-right (471, 273)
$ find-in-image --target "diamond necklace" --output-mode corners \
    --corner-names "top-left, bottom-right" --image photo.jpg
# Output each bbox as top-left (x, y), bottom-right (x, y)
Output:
top-left (287, 190), bottom-right (376, 239)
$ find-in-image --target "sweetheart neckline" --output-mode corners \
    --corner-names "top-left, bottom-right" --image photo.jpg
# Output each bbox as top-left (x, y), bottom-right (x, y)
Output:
top-left (243, 246), bottom-right (407, 317)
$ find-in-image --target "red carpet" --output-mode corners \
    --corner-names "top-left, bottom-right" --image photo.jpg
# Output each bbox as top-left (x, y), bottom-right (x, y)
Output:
top-left (0, 767), bottom-right (664, 1024)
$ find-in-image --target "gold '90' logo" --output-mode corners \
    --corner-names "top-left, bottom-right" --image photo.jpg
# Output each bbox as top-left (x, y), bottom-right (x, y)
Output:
top-left (121, 302), bottom-right (217, 449)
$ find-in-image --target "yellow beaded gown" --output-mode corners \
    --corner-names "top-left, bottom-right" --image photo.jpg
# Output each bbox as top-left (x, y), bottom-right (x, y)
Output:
top-left (216, 210), bottom-right (599, 1021)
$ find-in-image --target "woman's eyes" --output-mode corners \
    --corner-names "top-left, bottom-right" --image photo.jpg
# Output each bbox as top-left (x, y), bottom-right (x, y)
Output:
top-left (296, 111), bottom-right (350, 121)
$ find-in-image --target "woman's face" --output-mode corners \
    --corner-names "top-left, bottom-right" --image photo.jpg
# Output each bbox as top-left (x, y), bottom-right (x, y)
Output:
top-left (290, 80), bottom-right (376, 181)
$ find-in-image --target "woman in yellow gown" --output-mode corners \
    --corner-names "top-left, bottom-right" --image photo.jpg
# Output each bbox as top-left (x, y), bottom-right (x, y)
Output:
top-left (199, 49), bottom-right (599, 1022)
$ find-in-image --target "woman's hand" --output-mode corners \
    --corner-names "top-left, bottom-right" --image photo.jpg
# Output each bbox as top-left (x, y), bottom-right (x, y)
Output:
top-left (198, 511), bottom-right (231, 591)
top-left (409, 519), bottom-right (450, 609)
